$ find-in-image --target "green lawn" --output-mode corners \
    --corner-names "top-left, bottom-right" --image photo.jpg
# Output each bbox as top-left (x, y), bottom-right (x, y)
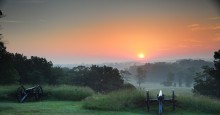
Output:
top-left (0, 85), bottom-right (219, 115)
top-left (0, 101), bottom-right (215, 115)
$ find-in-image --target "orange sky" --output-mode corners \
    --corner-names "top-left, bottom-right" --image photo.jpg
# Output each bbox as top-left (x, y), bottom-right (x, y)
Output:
top-left (14, 17), bottom-right (219, 63)
top-left (1, 0), bottom-right (220, 64)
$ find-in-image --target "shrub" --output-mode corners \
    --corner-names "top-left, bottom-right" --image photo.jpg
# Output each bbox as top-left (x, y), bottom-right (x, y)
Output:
top-left (0, 85), bottom-right (18, 101)
top-left (178, 95), bottom-right (220, 114)
top-left (0, 85), bottom-right (94, 101)
top-left (49, 85), bottom-right (94, 101)
top-left (121, 83), bottom-right (136, 89)
top-left (83, 89), bottom-right (145, 111)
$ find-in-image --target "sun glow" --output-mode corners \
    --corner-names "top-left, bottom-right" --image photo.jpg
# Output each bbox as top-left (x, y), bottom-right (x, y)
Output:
top-left (138, 53), bottom-right (145, 59)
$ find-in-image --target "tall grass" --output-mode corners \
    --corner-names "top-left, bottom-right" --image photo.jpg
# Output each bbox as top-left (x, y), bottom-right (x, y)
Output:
top-left (147, 88), bottom-right (220, 114)
top-left (83, 89), bottom-right (146, 111)
top-left (83, 88), bottom-right (220, 114)
top-left (178, 95), bottom-right (220, 114)
top-left (0, 85), bottom-right (94, 101)
top-left (0, 85), bottom-right (18, 101)
top-left (47, 85), bottom-right (94, 101)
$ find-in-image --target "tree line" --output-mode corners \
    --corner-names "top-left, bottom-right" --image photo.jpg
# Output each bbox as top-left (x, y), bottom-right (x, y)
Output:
top-left (126, 50), bottom-right (220, 98)
top-left (0, 38), bottom-right (133, 93)
top-left (127, 59), bottom-right (213, 87)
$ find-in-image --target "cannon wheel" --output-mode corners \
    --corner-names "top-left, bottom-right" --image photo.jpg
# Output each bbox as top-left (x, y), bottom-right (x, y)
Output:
top-left (16, 86), bottom-right (26, 102)
top-left (35, 86), bottom-right (43, 101)
top-left (172, 90), bottom-right (176, 110)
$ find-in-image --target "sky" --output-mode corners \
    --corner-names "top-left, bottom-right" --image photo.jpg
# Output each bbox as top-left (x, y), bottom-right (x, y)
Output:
top-left (0, 0), bottom-right (220, 64)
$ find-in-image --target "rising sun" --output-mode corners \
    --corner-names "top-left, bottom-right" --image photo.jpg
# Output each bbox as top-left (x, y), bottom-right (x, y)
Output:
top-left (138, 53), bottom-right (145, 59)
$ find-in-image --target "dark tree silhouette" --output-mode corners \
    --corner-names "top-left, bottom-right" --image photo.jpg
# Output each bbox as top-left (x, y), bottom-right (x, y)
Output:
top-left (0, 10), bottom-right (20, 84)
top-left (120, 69), bottom-right (131, 83)
top-left (68, 65), bottom-right (125, 93)
top-left (194, 50), bottom-right (220, 98)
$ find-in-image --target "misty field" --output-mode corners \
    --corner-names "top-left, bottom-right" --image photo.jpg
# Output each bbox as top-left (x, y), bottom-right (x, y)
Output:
top-left (0, 84), bottom-right (220, 115)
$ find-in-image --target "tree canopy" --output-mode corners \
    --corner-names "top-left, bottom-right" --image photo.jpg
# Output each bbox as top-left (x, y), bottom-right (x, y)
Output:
top-left (193, 50), bottom-right (220, 98)
top-left (67, 65), bottom-right (125, 93)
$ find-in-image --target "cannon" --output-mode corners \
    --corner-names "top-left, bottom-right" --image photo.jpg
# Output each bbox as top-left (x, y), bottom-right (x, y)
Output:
top-left (146, 90), bottom-right (176, 115)
top-left (16, 85), bottom-right (43, 103)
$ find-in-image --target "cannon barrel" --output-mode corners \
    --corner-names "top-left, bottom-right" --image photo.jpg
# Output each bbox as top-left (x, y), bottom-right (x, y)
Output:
top-left (25, 85), bottom-right (40, 91)
top-left (16, 85), bottom-right (43, 103)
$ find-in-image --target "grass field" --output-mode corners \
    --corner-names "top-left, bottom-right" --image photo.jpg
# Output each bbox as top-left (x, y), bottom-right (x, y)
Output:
top-left (0, 83), bottom-right (220, 115)
top-left (0, 101), bottom-right (216, 115)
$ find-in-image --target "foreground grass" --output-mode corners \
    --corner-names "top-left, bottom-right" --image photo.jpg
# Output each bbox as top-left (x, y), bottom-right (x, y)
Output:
top-left (1, 85), bottom-right (220, 114)
top-left (83, 88), bottom-right (220, 114)
top-left (0, 101), bottom-right (215, 115)
top-left (0, 101), bottom-right (146, 115)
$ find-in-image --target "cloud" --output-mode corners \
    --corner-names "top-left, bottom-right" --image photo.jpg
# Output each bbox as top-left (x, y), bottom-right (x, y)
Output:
top-left (215, 33), bottom-right (220, 36)
top-left (178, 45), bottom-right (189, 48)
top-left (188, 24), bottom-right (200, 28)
top-left (212, 37), bottom-right (220, 41)
top-left (13, 0), bottom-right (45, 4)
top-left (188, 23), bottom-right (220, 31)
top-left (208, 16), bottom-right (220, 20)
top-left (0, 19), bottom-right (47, 24)
top-left (213, 33), bottom-right (220, 41)
top-left (158, 48), bottom-right (170, 51)
top-left (212, 26), bottom-right (220, 30)
top-left (0, 19), bottom-right (24, 24)
top-left (187, 24), bottom-right (204, 31)
top-left (183, 39), bottom-right (203, 43)
top-left (178, 43), bottom-right (203, 49)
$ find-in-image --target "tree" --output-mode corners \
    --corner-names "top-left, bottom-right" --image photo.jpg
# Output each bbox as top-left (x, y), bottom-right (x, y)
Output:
top-left (0, 10), bottom-right (5, 57)
top-left (120, 69), bottom-right (132, 83)
top-left (162, 71), bottom-right (175, 86)
top-left (27, 70), bottom-right (44, 84)
top-left (88, 65), bottom-right (124, 93)
top-left (136, 66), bottom-right (147, 88)
top-left (184, 67), bottom-right (196, 87)
top-left (27, 56), bottom-right (53, 84)
top-left (0, 42), bottom-right (20, 84)
top-left (193, 50), bottom-right (220, 98)
top-left (0, 65), bottom-right (20, 84)
top-left (68, 65), bottom-right (124, 93)
top-left (177, 71), bottom-right (183, 87)
top-left (0, 10), bottom-right (56, 85)
top-left (11, 53), bottom-right (28, 84)
top-left (0, 10), bottom-right (20, 84)
top-left (50, 67), bottom-right (65, 85)
top-left (70, 66), bottom-right (89, 86)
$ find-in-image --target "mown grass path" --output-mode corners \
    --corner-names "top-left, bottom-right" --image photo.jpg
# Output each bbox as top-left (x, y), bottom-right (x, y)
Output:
top-left (0, 101), bottom-right (215, 115)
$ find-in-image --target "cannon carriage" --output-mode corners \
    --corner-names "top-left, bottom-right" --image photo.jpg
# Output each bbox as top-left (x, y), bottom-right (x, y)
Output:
top-left (146, 90), bottom-right (176, 115)
top-left (16, 85), bottom-right (43, 103)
